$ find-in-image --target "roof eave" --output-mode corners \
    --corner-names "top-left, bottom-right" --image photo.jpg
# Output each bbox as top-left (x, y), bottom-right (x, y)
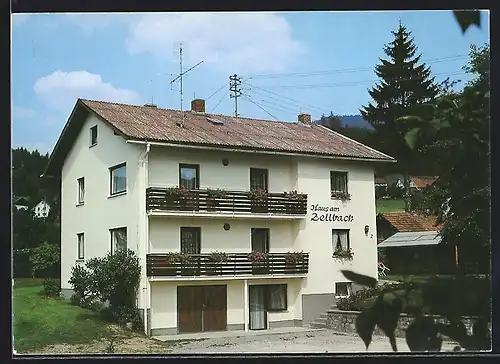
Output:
top-left (125, 138), bottom-right (396, 163)
top-left (41, 99), bottom-right (131, 179)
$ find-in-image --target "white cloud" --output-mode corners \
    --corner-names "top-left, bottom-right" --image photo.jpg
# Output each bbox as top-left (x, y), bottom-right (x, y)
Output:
top-left (124, 12), bottom-right (305, 73)
top-left (63, 13), bottom-right (132, 34)
top-left (12, 106), bottom-right (35, 120)
top-left (33, 71), bottom-right (142, 112)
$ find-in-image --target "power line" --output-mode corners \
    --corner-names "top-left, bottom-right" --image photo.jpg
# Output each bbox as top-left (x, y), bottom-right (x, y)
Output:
top-left (205, 84), bottom-right (227, 100)
top-left (245, 82), bottom-right (333, 114)
top-left (242, 95), bottom-right (279, 121)
top-left (256, 71), bottom-right (466, 89)
top-left (249, 87), bottom-right (330, 115)
top-left (248, 54), bottom-right (469, 79)
top-left (247, 96), bottom-right (302, 115)
top-left (211, 90), bottom-right (229, 113)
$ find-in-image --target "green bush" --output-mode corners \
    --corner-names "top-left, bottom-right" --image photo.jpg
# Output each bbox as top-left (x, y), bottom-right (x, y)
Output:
top-left (42, 278), bottom-right (60, 298)
top-left (29, 242), bottom-right (60, 278)
top-left (68, 249), bottom-right (142, 331)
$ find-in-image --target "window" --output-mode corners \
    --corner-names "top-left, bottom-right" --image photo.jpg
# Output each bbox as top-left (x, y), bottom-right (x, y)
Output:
top-left (110, 163), bottom-right (126, 195)
top-left (332, 229), bottom-right (350, 251)
top-left (251, 228), bottom-right (269, 253)
top-left (335, 282), bottom-right (352, 298)
top-left (179, 164), bottom-right (199, 189)
top-left (110, 227), bottom-right (127, 253)
top-left (90, 125), bottom-right (98, 146)
top-left (252, 284), bottom-right (287, 311)
top-left (77, 177), bottom-right (85, 204)
top-left (330, 171), bottom-right (348, 196)
top-left (77, 233), bottom-right (85, 260)
top-left (250, 168), bottom-right (268, 191)
top-left (180, 227), bottom-right (201, 254)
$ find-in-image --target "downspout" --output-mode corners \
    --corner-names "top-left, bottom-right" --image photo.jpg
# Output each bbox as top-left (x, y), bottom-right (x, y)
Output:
top-left (143, 142), bottom-right (151, 336)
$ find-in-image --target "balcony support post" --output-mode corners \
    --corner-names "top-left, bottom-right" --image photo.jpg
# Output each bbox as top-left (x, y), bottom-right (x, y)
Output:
top-left (243, 279), bottom-right (249, 332)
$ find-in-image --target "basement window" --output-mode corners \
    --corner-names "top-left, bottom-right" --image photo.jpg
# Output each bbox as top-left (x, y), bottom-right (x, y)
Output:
top-left (335, 282), bottom-right (352, 298)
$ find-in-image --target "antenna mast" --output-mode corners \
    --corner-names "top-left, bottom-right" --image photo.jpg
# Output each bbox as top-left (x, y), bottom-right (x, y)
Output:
top-left (169, 43), bottom-right (204, 125)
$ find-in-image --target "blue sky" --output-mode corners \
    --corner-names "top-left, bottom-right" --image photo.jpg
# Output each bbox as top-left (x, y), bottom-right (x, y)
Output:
top-left (11, 11), bottom-right (489, 154)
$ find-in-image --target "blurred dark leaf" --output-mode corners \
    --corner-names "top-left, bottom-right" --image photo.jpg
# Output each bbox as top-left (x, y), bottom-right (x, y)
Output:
top-left (355, 310), bottom-right (376, 350)
top-left (453, 10), bottom-right (481, 33)
top-left (405, 316), bottom-right (442, 352)
top-left (372, 295), bottom-right (404, 352)
top-left (340, 270), bottom-right (377, 288)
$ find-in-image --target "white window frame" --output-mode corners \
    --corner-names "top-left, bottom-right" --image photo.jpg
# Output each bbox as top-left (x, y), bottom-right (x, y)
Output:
top-left (90, 125), bottom-right (98, 146)
top-left (330, 171), bottom-right (348, 196)
top-left (77, 233), bottom-right (85, 260)
top-left (110, 227), bottom-right (127, 254)
top-left (77, 177), bottom-right (85, 204)
top-left (332, 229), bottom-right (350, 251)
top-left (335, 282), bottom-right (352, 298)
top-left (109, 163), bottom-right (127, 195)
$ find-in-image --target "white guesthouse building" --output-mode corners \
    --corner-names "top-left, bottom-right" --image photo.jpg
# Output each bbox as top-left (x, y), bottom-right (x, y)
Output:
top-left (43, 98), bottom-right (395, 336)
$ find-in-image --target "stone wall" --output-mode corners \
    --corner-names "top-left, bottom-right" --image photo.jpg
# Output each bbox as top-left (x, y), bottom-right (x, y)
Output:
top-left (326, 309), bottom-right (478, 338)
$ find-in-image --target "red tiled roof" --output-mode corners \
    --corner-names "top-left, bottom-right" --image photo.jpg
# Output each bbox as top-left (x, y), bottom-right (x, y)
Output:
top-left (411, 176), bottom-right (439, 188)
top-left (79, 99), bottom-right (394, 161)
top-left (379, 212), bottom-right (442, 232)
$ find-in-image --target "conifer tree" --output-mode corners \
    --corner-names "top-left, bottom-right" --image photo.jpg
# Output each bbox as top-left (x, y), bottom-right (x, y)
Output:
top-left (360, 22), bottom-right (439, 211)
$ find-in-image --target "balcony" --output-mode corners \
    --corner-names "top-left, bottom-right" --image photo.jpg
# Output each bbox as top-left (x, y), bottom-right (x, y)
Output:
top-left (146, 187), bottom-right (308, 218)
top-left (146, 252), bottom-right (309, 278)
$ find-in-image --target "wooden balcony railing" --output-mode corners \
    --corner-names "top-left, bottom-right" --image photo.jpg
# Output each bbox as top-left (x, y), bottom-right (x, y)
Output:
top-left (146, 188), bottom-right (308, 215)
top-left (146, 253), bottom-right (309, 277)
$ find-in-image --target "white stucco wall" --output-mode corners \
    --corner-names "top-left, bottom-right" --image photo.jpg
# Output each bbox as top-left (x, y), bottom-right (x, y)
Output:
top-left (294, 158), bottom-right (378, 295)
top-left (60, 114), bottom-right (146, 298)
top-left (148, 147), bottom-right (296, 192)
top-left (149, 217), bottom-right (296, 253)
top-left (150, 278), bottom-right (302, 331)
top-left (150, 280), bottom-right (245, 330)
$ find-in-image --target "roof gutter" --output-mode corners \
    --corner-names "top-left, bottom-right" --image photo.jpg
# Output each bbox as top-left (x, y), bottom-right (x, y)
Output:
top-left (125, 139), bottom-right (396, 163)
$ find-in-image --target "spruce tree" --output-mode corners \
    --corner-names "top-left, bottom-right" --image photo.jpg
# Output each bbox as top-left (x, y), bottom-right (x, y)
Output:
top-left (360, 22), bottom-right (439, 211)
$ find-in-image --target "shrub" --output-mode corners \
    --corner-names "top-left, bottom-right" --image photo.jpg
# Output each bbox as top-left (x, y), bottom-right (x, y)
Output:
top-left (29, 242), bottom-right (60, 278)
top-left (68, 249), bottom-right (142, 330)
top-left (42, 278), bottom-right (60, 298)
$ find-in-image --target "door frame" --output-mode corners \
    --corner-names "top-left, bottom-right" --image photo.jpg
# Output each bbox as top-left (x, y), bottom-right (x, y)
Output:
top-left (248, 284), bottom-right (268, 330)
top-left (177, 284), bottom-right (228, 334)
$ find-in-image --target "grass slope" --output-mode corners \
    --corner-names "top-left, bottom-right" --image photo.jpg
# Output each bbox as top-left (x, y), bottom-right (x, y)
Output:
top-left (376, 199), bottom-right (405, 213)
top-left (13, 278), bottom-right (111, 353)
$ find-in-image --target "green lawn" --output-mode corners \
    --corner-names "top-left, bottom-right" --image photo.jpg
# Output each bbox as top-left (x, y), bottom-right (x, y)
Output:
top-left (376, 198), bottom-right (405, 213)
top-left (13, 278), bottom-right (112, 353)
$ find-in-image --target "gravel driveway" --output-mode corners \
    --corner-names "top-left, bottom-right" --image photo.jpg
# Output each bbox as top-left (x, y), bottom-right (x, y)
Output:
top-left (166, 329), bottom-right (459, 354)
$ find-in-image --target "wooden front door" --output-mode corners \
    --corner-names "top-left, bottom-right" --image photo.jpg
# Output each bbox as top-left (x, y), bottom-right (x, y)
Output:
top-left (203, 285), bottom-right (227, 332)
top-left (177, 285), bottom-right (227, 334)
top-left (178, 286), bottom-right (203, 333)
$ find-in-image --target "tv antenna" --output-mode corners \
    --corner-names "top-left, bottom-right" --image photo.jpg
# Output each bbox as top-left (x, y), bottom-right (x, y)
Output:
top-left (169, 43), bottom-right (204, 126)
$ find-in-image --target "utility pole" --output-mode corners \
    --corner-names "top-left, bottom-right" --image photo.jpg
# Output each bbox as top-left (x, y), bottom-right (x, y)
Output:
top-left (169, 43), bottom-right (204, 125)
top-left (229, 74), bottom-right (242, 118)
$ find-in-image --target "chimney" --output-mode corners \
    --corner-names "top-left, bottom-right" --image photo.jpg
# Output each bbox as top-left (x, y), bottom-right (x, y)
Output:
top-left (191, 99), bottom-right (206, 113)
top-left (298, 113), bottom-right (312, 124)
top-left (144, 103), bottom-right (157, 108)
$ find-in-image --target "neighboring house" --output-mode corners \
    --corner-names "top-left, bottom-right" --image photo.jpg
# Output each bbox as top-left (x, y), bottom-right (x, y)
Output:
top-left (393, 176), bottom-right (439, 191)
top-left (42, 98), bottom-right (395, 337)
top-left (374, 177), bottom-right (388, 198)
top-left (13, 196), bottom-right (29, 211)
top-left (33, 199), bottom-right (51, 219)
top-left (376, 212), bottom-right (454, 274)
